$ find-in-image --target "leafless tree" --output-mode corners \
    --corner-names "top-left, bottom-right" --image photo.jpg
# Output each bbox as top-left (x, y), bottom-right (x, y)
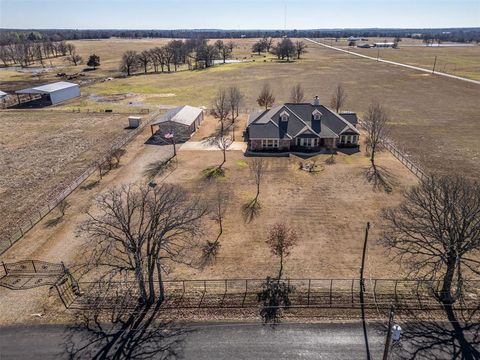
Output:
top-left (212, 87), bottom-right (231, 135)
top-left (258, 223), bottom-right (298, 324)
top-left (294, 40), bottom-right (308, 59)
top-left (214, 40), bottom-right (233, 63)
top-left (249, 158), bottom-right (265, 207)
top-left (289, 83), bottom-right (305, 103)
top-left (215, 135), bottom-right (233, 169)
top-left (78, 184), bottom-right (209, 306)
top-left (201, 184), bottom-right (230, 265)
top-left (138, 50), bottom-right (151, 74)
top-left (363, 101), bottom-right (391, 191)
top-left (330, 84), bottom-right (347, 113)
top-left (227, 85), bottom-right (243, 140)
top-left (65, 48), bottom-right (83, 66)
top-left (382, 175), bottom-right (480, 306)
top-left (257, 83), bottom-right (275, 110)
top-left (120, 50), bottom-right (139, 76)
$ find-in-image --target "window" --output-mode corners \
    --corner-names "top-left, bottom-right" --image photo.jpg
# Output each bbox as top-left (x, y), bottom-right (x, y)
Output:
top-left (280, 111), bottom-right (289, 122)
top-left (312, 110), bottom-right (322, 121)
top-left (262, 139), bottom-right (278, 148)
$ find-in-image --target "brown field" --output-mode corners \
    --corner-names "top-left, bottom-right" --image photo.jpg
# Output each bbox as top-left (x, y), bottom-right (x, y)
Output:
top-left (318, 38), bottom-right (480, 80)
top-left (0, 110), bottom-right (140, 238)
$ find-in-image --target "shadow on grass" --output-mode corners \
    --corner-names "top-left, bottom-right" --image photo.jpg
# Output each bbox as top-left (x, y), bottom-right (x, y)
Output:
top-left (44, 216), bottom-right (64, 228)
top-left (198, 240), bottom-right (221, 269)
top-left (242, 199), bottom-right (261, 224)
top-left (202, 166), bottom-right (225, 180)
top-left (80, 179), bottom-right (100, 191)
top-left (364, 163), bottom-right (397, 193)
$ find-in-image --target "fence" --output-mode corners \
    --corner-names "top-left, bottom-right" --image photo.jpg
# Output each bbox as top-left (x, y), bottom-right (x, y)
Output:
top-left (0, 260), bottom-right (66, 290)
top-left (358, 119), bottom-right (427, 180)
top-left (57, 277), bottom-right (480, 311)
top-left (0, 111), bottom-right (161, 256)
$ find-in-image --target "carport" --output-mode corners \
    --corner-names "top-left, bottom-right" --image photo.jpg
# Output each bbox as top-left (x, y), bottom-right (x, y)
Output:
top-left (15, 81), bottom-right (81, 106)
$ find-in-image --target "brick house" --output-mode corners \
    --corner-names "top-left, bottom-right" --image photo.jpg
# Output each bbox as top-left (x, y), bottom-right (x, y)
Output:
top-left (246, 96), bottom-right (360, 152)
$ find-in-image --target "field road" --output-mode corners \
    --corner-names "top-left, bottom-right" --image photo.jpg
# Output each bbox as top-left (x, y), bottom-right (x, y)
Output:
top-left (305, 38), bottom-right (480, 86)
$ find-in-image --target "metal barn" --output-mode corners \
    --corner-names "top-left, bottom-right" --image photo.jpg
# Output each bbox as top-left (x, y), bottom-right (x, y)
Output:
top-left (15, 81), bottom-right (81, 106)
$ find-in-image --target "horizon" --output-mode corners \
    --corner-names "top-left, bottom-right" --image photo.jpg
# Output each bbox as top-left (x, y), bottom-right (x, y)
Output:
top-left (1, 0), bottom-right (479, 30)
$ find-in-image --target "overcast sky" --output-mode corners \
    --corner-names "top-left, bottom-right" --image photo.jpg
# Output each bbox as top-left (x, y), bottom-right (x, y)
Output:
top-left (1, 0), bottom-right (479, 29)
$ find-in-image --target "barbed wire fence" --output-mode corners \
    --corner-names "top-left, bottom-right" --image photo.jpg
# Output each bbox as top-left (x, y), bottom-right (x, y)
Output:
top-left (0, 110), bottom-right (161, 256)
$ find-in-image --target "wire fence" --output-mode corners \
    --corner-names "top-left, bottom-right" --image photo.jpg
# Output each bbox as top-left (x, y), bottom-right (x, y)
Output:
top-left (57, 277), bottom-right (480, 311)
top-left (0, 111), bottom-right (160, 256)
top-left (358, 119), bottom-right (427, 180)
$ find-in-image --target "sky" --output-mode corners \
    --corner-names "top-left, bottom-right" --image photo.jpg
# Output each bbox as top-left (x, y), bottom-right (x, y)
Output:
top-left (0, 0), bottom-right (479, 29)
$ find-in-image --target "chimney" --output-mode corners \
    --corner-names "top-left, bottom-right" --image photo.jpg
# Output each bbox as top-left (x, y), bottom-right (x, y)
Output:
top-left (313, 96), bottom-right (320, 106)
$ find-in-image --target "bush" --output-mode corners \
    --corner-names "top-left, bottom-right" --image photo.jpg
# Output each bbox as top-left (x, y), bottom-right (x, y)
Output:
top-left (202, 166), bottom-right (225, 179)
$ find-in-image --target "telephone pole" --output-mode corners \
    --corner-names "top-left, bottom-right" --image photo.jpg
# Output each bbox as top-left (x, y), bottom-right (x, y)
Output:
top-left (383, 305), bottom-right (396, 360)
top-left (360, 222), bottom-right (371, 360)
top-left (432, 56), bottom-right (437, 74)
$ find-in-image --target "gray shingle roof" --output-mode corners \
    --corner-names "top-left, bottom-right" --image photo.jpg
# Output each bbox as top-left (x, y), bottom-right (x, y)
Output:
top-left (248, 102), bottom-right (359, 139)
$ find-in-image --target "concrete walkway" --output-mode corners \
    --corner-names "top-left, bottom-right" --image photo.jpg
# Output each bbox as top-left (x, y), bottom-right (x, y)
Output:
top-left (179, 141), bottom-right (247, 151)
top-left (305, 38), bottom-right (480, 86)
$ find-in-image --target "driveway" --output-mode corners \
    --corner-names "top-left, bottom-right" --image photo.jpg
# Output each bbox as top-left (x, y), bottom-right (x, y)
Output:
top-left (179, 141), bottom-right (247, 151)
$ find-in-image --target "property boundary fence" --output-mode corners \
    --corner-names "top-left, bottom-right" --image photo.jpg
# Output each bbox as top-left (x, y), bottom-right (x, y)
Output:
top-left (358, 119), bottom-right (427, 180)
top-left (0, 111), bottom-right (161, 256)
top-left (0, 260), bottom-right (67, 290)
top-left (58, 278), bottom-right (480, 311)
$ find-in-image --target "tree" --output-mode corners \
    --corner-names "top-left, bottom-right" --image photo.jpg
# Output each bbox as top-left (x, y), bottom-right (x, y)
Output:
top-left (249, 158), bottom-right (265, 207)
top-left (215, 39), bottom-right (233, 63)
top-left (215, 134), bottom-right (233, 169)
top-left (212, 87), bottom-right (231, 136)
top-left (138, 50), bottom-right (151, 74)
top-left (79, 184), bottom-right (209, 306)
top-left (120, 50), bottom-right (138, 76)
top-left (275, 38), bottom-right (296, 61)
top-left (289, 83), bottom-right (305, 103)
top-left (364, 101), bottom-right (389, 174)
top-left (294, 41), bottom-right (308, 59)
top-left (382, 175), bottom-right (480, 306)
top-left (227, 85), bottom-right (243, 140)
top-left (66, 51), bottom-right (83, 66)
top-left (257, 83), bottom-right (275, 110)
top-left (329, 84), bottom-right (347, 113)
top-left (252, 41), bottom-right (265, 55)
top-left (258, 223), bottom-right (298, 324)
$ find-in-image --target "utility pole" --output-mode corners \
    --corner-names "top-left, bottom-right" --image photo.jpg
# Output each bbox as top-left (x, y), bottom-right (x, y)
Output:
top-left (377, 48), bottom-right (380, 61)
top-left (360, 222), bottom-right (371, 360)
top-left (432, 56), bottom-right (437, 74)
top-left (383, 305), bottom-right (396, 360)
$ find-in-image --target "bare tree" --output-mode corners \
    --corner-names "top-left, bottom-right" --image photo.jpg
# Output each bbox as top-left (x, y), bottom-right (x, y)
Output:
top-left (382, 175), bottom-right (480, 307)
top-left (120, 50), bottom-right (139, 76)
top-left (289, 83), bottom-right (305, 103)
top-left (79, 184), bottom-right (209, 306)
top-left (257, 83), bottom-right (275, 110)
top-left (330, 84), bottom-right (347, 113)
top-left (363, 101), bottom-right (390, 189)
top-left (248, 158), bottom-right (265, 207)
top-left (214, 40), bottom-right (233, 64)
top-left (215, 135), bottom-right (233, 169)
top-left (138, 50), bottom-right (151, 74)
top-left (65, 51), bottom-right (83, 66)
top-left (294, 41), bottom-right (308, 59)
top-left (258, 223), bottom-right (298, 324)
top-left (212, 87), bottom-right (231, 135)
top-left (227, 85), bottom-right (243, 140)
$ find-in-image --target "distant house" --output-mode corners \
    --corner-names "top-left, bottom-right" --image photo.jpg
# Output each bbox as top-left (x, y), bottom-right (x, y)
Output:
top-left (246, 96), bottom-right (359, 152)
top-left (150, 105), bottom-right (204, 137)
top-left (15, 81), bottom-right (80, 106)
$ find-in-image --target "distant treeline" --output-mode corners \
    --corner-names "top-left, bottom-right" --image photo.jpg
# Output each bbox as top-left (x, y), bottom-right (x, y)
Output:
top-left (1, 28), bottom-right (480, 45)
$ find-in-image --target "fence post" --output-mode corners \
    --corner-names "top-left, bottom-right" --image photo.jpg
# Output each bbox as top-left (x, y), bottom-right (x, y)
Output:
top-left (394, 280), bottom-right (398, 304)
top-left (2, 261), bottom-right (7, 275)
top-left (307, 279), bottom-right (311, 306)
top-left (31, 260), bottom-right (37, 273)
top-left (329, 279), bottom-right (333, 307)
top-left (351, 279), bottom-right (355, 307)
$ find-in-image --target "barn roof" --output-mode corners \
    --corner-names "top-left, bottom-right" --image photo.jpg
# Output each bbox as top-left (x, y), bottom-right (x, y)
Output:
top-left (15, 81), bottom-right (79, 94)
top-left (151, 105), bottom-right (203, 127)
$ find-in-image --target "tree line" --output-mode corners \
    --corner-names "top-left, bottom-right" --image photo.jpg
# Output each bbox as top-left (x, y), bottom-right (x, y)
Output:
top-left (252, 37), bottom-right (308, 61)
top-left (2, 28), bottom-right (480, 44)
top-left (120, 39), bottom-right (236, 76)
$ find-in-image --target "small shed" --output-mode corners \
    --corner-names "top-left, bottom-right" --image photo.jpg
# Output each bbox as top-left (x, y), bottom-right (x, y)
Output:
top-left (150, 105), bottom-right (204, 136)
top-left (15, 81), bottom-right (80, 106)
top-left (128, 116), bottom-right (141, 128)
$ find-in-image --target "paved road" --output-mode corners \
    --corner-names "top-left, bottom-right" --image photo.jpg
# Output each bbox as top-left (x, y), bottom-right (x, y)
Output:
top-left (0, 322), bottom-right (385, 359)
top-left (305, 38), bottom-right (480, 86)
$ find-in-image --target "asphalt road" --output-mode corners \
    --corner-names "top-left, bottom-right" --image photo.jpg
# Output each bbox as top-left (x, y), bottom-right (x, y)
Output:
top-left (0, 322), bottom-right (385, 360)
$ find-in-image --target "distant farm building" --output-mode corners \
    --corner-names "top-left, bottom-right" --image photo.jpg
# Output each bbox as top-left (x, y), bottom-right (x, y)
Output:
top-left (373, 42), bottom-right (395, 48)
top-left (15, 81), bottom-right (80, 106)
top-left (150, 105), bottom-right (204, 138)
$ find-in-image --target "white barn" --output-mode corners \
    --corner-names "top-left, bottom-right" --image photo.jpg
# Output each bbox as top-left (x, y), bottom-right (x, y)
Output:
top-left (15, 81), bottom-right (80, 106)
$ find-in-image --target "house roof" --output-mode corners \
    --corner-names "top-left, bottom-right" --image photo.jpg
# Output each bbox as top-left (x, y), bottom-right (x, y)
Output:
top-left (15, 81), bottom-right (79, 94)
top-left (248, 102), bottom-right (359, 139)
top-left (151, 105), bottom-right (203, 127)
top-left (0, 90), bottom-right (7, 99)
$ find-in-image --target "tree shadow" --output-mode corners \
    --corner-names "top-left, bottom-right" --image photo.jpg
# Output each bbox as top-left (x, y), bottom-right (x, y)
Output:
top-left (392, 308), bottom-right (480, 359)
top-left (44, 216), bottom-right (64, 228)
top-left (364, 163), bottom-right (396, 193)
top-left (242, 199), bottom-right (261, 224)
top-left (64, 298), bottom-right (189, 360)
top-left (80, 179), bottom-right (100, 191)
top-left (143, 157), bottom-right (176, 180)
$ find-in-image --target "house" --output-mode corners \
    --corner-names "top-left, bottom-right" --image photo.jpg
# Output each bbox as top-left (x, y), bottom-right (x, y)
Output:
top-left (15, 81), bottom-right (80, 106)
top-left (246, 96), bottom-right (360, 152)
top-left (150, 105), bottom-right (204, 137)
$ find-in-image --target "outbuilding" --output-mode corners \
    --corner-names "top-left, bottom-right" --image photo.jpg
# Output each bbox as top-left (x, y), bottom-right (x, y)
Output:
top-left (150, 105), bottom-right (204, 137)
top-left (15, 81), bottom-right (80, 106)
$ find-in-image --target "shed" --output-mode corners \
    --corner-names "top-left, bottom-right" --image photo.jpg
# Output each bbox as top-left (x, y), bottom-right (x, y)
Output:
top-left (128, 116), bottom-right (141, 128)
top-left (150, 105), bottom-right (204, 136)
top-left (15, 81), bottom-right (80, 106)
